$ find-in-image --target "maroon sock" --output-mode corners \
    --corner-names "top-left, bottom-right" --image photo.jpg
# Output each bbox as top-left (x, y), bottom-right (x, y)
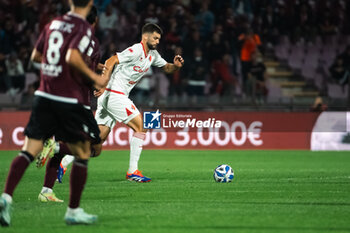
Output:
top-left (42, 142), bottom-right (71, 189)
top-left (4, 151), bottom-right (34, 196)
top-left (43, 155), bottom-right (63, 189)
top-left (69, 160), bottom-right (88, 208)
top-left (58, 142), bottom-right (71, 156)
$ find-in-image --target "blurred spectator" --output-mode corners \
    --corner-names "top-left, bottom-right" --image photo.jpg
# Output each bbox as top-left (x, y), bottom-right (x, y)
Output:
top-left (319, 13), bottom-right (337, 37)
top-left (18, 0), bottom-right (38, 31)
top-left (329, 56), bottom-right (349, 86)
top-left (17, 27), bottom-right (36, 50)
top-left (231, 0), bottom-right (253, 21)
top-left (131, 67), bottom-right (154, 106)
top-left (99, 4), bottom-right (118, 30)
top-left (168, 46), bottom-right (184, 99)
top-left (194, 2), bottom-right (215, 39)
top-left (4, 52), bottom-right (25, 97)
top-left (17, 45), bottom-right (31, 71)
top-left (98, 3), bottom-right (118, 42)
top-left (261, 5), bottom-right (278, 46)
top-left (39, 1), bottom-right (59, 31)
top-left (248, 54), bottom-right (268, 103)
top-left (20, 81), bottom-right (39, 109)
top-left (274, 4), bottom-right (292, 37)
top-left (185, 47), bottom-right (209, 99)
top-left (210, 54), bottom-right (238, 96)
top-left (165, 19), bottom-right (181, 47)
top-left (182, 30), bottom-right (204, 61)
top-left (101, 42), bottom-right (117, 63)
top-left (0, 53), bottom-right (7, 92)
top-left (140, 3), bottom-right (159, 25)
top-left (340, 45), bottom-right (350, 70)
top-left (206, 32), bottom-right (229, 63)
top-left (94, 0), bottom-right (111, 13)
top-left (121, 0), bottom-right (137, 15)
top-left (220, 7), bottom-right (240, 75)
top-left (293, 1), bottom-right (316, 43)
top-left (0, 17), bottom-right (16, 55)
top-left (239, 29), bottom-right (261, 95)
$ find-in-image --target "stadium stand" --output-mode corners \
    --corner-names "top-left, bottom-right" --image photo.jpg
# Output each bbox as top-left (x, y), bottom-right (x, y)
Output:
top-left (0, 0), bottom-right (349, 111)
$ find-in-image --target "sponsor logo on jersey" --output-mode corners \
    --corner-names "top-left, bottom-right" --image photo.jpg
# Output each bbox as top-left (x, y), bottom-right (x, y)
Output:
top-left (133, 66), bottom-right (149, 73)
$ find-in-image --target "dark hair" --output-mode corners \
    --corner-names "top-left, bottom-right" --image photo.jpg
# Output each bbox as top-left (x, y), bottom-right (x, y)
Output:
top-left (87, 6), bottom-right (97, 25)
top-left (72, 0), bottom-right (91, 7)
top-left (142, 23), bottom-right (163, 35)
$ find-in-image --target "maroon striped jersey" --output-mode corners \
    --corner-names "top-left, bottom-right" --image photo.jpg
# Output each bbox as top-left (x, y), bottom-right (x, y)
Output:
top-left (34, 12), bottom-right (94, 107)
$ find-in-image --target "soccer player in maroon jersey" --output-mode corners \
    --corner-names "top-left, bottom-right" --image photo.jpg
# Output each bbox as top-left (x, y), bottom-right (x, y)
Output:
top-left (37, 5), bottom-right (103, 203)
top-left (0, 0), bottom-right (108, 226)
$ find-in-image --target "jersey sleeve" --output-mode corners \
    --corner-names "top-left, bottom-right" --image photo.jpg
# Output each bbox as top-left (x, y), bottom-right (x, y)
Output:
top-left (68, 25), bottom-right (92, 54)
top-left (116, 44), bottom-right (141, 64)
top-left (91, 40), bottom-right (101, 71)
top-left (152, 50), bottom-right (167, 67)
top-left (34, 27), bottom-right (47, 53)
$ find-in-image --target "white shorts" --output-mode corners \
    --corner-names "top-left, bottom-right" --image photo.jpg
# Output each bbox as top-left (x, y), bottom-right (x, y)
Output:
top-left (95, 90), bottom-right (140, 129)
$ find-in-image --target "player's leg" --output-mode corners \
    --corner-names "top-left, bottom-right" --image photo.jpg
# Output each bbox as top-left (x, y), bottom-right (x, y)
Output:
top-left (56, 127), bottom-right (107, 183)
top-left (57, 155), bottom-right (74, 183)
top-left (57, 103), bottom-right (101, 225)
top-left (38, 151), bottom-right (65, 203)
top-left (36, 138), bottom-right (56, 168)
top-left (64, 140), bottom-right (97, 225)
top-left (96, 91), bottom-right (149, 181)
top-left (125, 114), bottom-right (150, 183)
top-left (57, 126), bottom-right (108, 184)
top-left (93, 91), bottom-right (115, 157)
top-left (91, 124), bottom-right (111, 157)
top-left (1, 96), bottom-right (55, 227)
top-left (1, 137), bottom-right (43, 226)
top-left (38, 140), bottom-right (74, 202)
top-left (38, 124), bottom-right (109, 200)
top-left (98, 92), bottom-right (149, 182)
top-left (54, 125), bottom-right (109, 187)
top-left (37, 139), bottom-right (72, 167)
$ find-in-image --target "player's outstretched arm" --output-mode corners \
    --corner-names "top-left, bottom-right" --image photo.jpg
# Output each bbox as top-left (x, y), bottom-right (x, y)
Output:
top-left (163, 55), bottom-right (184, 74)
top-left (66, 48), bottom-right (108, 89)
top-left (93, 55), bottom-right (119, 97)
top-left (102, 55), bottom-right (119, 79)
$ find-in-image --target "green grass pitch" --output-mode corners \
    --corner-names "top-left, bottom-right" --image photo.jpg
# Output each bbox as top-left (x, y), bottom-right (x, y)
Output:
top-left (0, 150), bottom-right (350, 233)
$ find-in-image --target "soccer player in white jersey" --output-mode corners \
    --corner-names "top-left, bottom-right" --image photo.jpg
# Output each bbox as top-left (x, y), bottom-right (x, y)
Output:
top-left (46, 23), bottom-right (184, 183)
top-left (92, 23), bottom-right (184, 182)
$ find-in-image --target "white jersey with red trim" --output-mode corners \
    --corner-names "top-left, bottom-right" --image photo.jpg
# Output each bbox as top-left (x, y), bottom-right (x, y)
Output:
top-left (107, 42), bottom-right (167, 96)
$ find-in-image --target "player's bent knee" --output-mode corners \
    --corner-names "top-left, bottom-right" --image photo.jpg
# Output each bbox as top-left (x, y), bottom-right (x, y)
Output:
top-left (77, 153), bottom-right (90, 160)
top-left (74, 158), bottom-right (88, 167)
top-left (91, 144), bottom-right (102, 157)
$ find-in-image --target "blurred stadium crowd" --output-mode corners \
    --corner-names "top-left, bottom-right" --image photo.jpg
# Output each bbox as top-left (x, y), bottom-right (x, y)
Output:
top-left (0, 0), bottom-right (349, 110)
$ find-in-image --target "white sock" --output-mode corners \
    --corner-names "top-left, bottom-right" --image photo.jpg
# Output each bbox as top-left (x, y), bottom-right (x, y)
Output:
top-left (66, 207), bottom-right (80, 214)
top-left (128, 132), bottom-right (145, 173)
top-left (54, 141), bottom-right (60, 154)
top-left (1, 193), bottom-right (13, 204)
top-left (61, 155), bottom-right (75, 169)
top-left (41, 187), bottom-right (53, 194)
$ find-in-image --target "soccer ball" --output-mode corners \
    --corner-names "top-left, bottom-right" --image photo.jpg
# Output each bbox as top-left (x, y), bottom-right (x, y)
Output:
top-left (213, 164), bottom-right (234, 183)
